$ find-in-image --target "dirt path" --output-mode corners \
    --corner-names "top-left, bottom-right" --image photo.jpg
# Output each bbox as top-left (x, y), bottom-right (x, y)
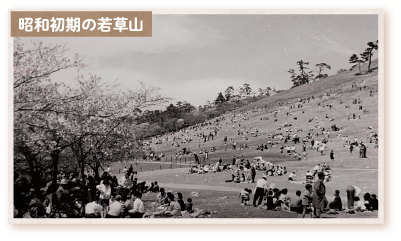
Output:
top-left (158, 183), bottom-right (244, 192)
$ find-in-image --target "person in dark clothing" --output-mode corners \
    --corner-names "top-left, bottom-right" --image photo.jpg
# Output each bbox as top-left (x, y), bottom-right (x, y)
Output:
top-left (253, 175), bottom-right (267, 207)
top-left (128, 165), bottom-right (133, 176)
top-left (177, 192), bottom-right (186, 211)
top-left (328, 190), bottom-right (342, 210)
top-left (370, 194), bottom-right (378, 210)
top-left (265, 190), bottom-right (275, 210)
top-left (245, 160), bottom-right (251, 169)
top-left (251, 166), bottom-right (256, 183)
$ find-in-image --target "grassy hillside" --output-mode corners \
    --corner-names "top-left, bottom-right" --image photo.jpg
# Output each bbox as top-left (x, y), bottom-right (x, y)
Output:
top-left (111, 58), bottom-right (379, 218)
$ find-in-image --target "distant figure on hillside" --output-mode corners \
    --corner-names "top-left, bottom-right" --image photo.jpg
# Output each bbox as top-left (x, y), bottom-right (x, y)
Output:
top-left (359, 142), bottom-right (366, 158)
top-left (330, 150), bottom-right (334, 162)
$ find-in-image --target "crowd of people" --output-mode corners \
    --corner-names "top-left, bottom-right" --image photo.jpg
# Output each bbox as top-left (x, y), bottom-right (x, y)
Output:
top-left (248, 173), bottom-right (378, 218)
top-left (13, 168), bottom-right (197, 219)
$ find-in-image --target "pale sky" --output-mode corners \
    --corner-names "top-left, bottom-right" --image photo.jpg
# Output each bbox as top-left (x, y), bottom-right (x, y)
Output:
top-left (22, 14), bottom-right (378, 107)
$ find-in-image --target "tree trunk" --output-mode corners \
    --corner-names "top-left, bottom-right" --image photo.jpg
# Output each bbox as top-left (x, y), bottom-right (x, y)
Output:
top-left (51, 150), bottom-right (60, 184)
top-left (368, 49), bottom-right (373, 72)
top-left (79, 156), bottom-right (87, 179)
top-left (26, 155), bottom-right (41, 195)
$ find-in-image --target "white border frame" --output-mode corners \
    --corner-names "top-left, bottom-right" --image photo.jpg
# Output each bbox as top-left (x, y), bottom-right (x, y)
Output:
top-left (8, 9), bottom-right (385, 224)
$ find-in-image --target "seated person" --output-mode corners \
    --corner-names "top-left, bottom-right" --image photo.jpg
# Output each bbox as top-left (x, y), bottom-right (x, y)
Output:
top-left (363, 193), bottom-right (372, 211)
top-left (106, 195), bottom-right (123, 218)
top-left (156, 188), bottom-right (167, 204)
top-left (159, 193), bottom-right (181, 217)
top-left (305, 170), bottom-right (313, 181)
top-left (152, 182), bottom-right (160, 192)
top-left (352, 196), bottom-right (363, 211)
top-left (370, 194), bottom-right (378, 210)
top-left (289, 190), bottom-right (303, 214)
top-left (288, 172), bottom-right (296, 181)
top-left (276, 189), bottom-right (289, 210)
top-left (328, 190), bottom-right (343, 210)
top-left (186, 198), bottom-right (194, 213)
top-left (233, 174), bottom-right (240, 183)
top-left (240, 173), bottom-right (246, 182)
top-left (265, 190), bottom-right (275, 210)
top-left (277, 167), bottom-right (283, 176)
top-left (85, 196), bottom-right (102, 218)
top-left (225, 174), bottom-right (235, 182)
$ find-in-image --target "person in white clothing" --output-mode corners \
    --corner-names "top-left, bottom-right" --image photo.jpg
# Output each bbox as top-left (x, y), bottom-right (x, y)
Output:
top-left (96, 179), bottom-right (111, 217)
top-left (85, 197), bottom-right (102, 218)
top-left (107, 195), bottom-right (123, 218)
top-left (288, 172), bottom-right (296, 181)
top-left (118, 173), bottom-right (133, 189)
top-left (129, 192), bottom-right (145, 218)
top-left (253, 175), bottom-right (268, 207)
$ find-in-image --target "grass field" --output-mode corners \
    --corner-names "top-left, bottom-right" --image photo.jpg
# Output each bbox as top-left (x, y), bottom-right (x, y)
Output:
top-left (140, 188), bottom-right (378, 219)
top-left (111, 60), bottom-right (379, 218)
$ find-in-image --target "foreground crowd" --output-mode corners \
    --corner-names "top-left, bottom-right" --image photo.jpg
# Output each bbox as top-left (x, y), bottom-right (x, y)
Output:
top-left (13, 170), bottom-right (196, 219)
top-left (248, 172), bottom-right (378, 218)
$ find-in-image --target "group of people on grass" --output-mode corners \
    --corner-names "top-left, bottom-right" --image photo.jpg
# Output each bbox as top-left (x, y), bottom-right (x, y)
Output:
top-left (13, 168), bottom-right (197, 219)
top-left (247, 173), bottom-right (378, 218)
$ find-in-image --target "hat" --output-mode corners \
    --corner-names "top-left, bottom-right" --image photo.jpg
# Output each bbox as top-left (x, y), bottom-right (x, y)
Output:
top-left (29, 188), bottom-right (35, 192)
top-left (262, 174), bottom-right (267, 179)
top-left (60, 179), bottom-right (69, 185)
top-left (167, 190), bottom-right (173, 193)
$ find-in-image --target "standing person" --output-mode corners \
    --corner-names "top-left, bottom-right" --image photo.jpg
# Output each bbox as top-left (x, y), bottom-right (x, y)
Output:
top-left (362, 142), bottom-right (367, 158)
top-left (350, 144), bottom-right (353, 153)
top-left (251, 166), bottom-right (256, 183)
top-left (312, 172), bottom-right (327, 218)
top-left (96, 179), bottom-right (111, 218)
top-left (359, 143), bottom-right (365, 158)
top-left (330, 150), bottom-right (334, 162)
top-left (128, 165), bottom-right (134, 176)
top-left (301, 184), bottom-right (313, 218)
top-left (253, 175), bottom-right (268, 207)
top-left (130, 192), bottom-right (145, 218)
top-left (86, 176), bottom-right (97, 203)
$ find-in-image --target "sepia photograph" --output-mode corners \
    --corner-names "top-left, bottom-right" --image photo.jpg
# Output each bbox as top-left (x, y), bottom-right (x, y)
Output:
top-left (11, 11), bottom-right (383, 223)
